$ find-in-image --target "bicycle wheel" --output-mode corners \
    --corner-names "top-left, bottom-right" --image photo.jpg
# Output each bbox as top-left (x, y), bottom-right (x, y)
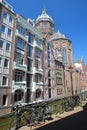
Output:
top-left (9, 115), bottom-right (23, 130)
top-left (8, 116), bottom-right (17, 130)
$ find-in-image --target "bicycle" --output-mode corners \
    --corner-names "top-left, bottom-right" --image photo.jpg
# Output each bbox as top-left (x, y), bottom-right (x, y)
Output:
top-left (8, 103), bottom-right (34, 130)
top-left (8, 102), bottom-right (48, 130)
top-left (27, 101), bottom-right (52, 125)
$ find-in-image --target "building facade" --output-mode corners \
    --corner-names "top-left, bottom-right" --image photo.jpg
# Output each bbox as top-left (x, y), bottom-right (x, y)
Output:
top-left (12, 14), bottom-right (44, 104)
top-left (0, 0), bottom-right (86, 116)
top-left (35, 9), bottom-right (67, 100)
top-left (0, 0), bottom-right (44, 116)
top-left (0, 0), bottom-right (16, 115)
top-left (74, 59), bottom-right (87, 100)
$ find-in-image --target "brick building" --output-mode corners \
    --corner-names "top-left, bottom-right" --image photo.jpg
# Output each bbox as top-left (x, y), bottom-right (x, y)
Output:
top-left (74, 59), bottom-right (87, 100)
top-left (0, 0), bottom-right (87, 116)
top-left (0, 0), bottom-right (16, 115)
top-left (0, 0), bottom-right (44, 116)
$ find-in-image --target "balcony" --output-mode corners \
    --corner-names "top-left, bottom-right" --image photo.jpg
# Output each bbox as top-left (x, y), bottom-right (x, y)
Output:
top-left (16, 30), bottom-right (28, 42)
top-left (13, 62), bottom-right (27, 72)
top-left (36, 82), bottom-right (43, 86)
top-left (0, 67), bottom-right (9, 75)
top-left (5, 51), bottom-right (10, 57)
top-left (1, 33), bottom-right (12, 42)
top-left (0, 49), bottom-right (3, 55)
top-left (30, 82), bottom-right (43, 91)
top-left (0, 49), bottom-right (10, 57)
top-left (3, 68), bottom-right (9, 75)
top-left (33, 67), bottom-right (43, 75)
top-left (2, 19), bottom-right (14, 28)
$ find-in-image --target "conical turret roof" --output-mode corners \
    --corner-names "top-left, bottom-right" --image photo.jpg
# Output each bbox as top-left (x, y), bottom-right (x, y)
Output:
top-left (36, 8), bottom-right (54, 24)
top-left (49, 30), bottom-right (67, 41)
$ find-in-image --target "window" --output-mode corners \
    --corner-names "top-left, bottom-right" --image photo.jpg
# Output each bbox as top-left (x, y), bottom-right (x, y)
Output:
top-left (17, 38), bottom-right (25, 50)
top-left (0, 57), bottom-right (1, 66)
top-left (3, 95), bottom-right (7, 106)
top-left (6, 42), bottom-right (10, 51)
top-left (36, 48), bottom-right (40, 58)
top-left (62, 48), bottom-right (67, 65)
top-left (27, 45), bottom-right (33, 57)
top-left (48, 79), bottom-right (51, 87)
top-left (15, 71), bottom-right (24, 82)
top-left (48, 60), bottom-right (50, 67)
top-left (36, 60), bottom-right (40, 69)
top-left (36, 89), bottom-right (41, 99)
top-left (2, 76), bottom-right (7, 85)
top-left (57, 89), bottom-right (63, 95)
top-left (16, 52), bottom-right (24, 65)
top-left (43, 23), bottom-right (48, 28)
top-left (4, 59), bottom-right (9, 67)
top-left (7, 28), bottom-right (12, 36)
top-left (1, 25), bottom-right (5, 33)
top-left (48, 88), bottom-right (51, 98)
top-left (55, 48), bottom-right (62, 58)
top-left (28, 32), bottom-right (34, 44)
top-left (14, 90), bottom-right (23, 102)
top-left (36, 38), bottom-right (41, 46)
top-left (2, 12), bottom-right (7, 19)
top-left (48, 51), bottom-right (50, 59)
top-left (18, 25), bottom-right (25, 35)
top-left (36, 74), bottom-right (41, 83)
top-left (9, 15), bottom-right (12, 23)
top-left (27, 59), bottom-right (32, 71)
top-left (56, 72), bottom-right (62, 85)
top-left (0, 40), bottom-right (3, 49)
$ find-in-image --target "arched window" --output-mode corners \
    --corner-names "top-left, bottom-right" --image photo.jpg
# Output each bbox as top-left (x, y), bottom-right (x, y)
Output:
top-left (36, 89), bottom-right (41, 99)
top-left (14, 89), bottom-right (24, 102)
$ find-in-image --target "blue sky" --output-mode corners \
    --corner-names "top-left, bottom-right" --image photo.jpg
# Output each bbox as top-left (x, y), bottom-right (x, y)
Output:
top-left (7, 0), bottom-right (87, 64)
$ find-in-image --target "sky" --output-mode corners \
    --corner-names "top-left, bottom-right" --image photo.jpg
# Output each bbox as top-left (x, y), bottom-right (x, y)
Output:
top-left (7, 0), bottom-right (87, 64)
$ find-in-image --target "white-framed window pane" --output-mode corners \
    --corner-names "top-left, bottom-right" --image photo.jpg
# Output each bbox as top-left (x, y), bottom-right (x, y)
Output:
top-left (4, 59), bottom-right (9, 67)
top-left (36, 74), bottom-right (41, 83)
top-left (6, 42), bottom-right (10, 51)
top-left (0, 40), bottom-right (3, 49)
top-left (7, 28), bottom-right (12, 36)
top-left (1, 25), bottom-right (5, 33)
top-left (16, 52), bottom-right (24, 65)
top-left (28, 32), bottom-right (34, 44)
top-left (15, 71), bottom-right (24, 82)
top-left (0, 57), bottom-right (1, 66)
top-left (2, 12), bottom-right (7, 19)
top-left (17, 38), bottom-right (25, 50)
top-left (36, 38), bottom-right (41, 46)
top-left (36, 60), bottom-right (40, 69)
top-left (18, 25), bottom-right (25, 35)
top-left (9, 15), bottom-right (12, 23)
top-left (36, 48), bottom-right (40, 58)
top-left (2, 76), bottom-right (7, 85)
